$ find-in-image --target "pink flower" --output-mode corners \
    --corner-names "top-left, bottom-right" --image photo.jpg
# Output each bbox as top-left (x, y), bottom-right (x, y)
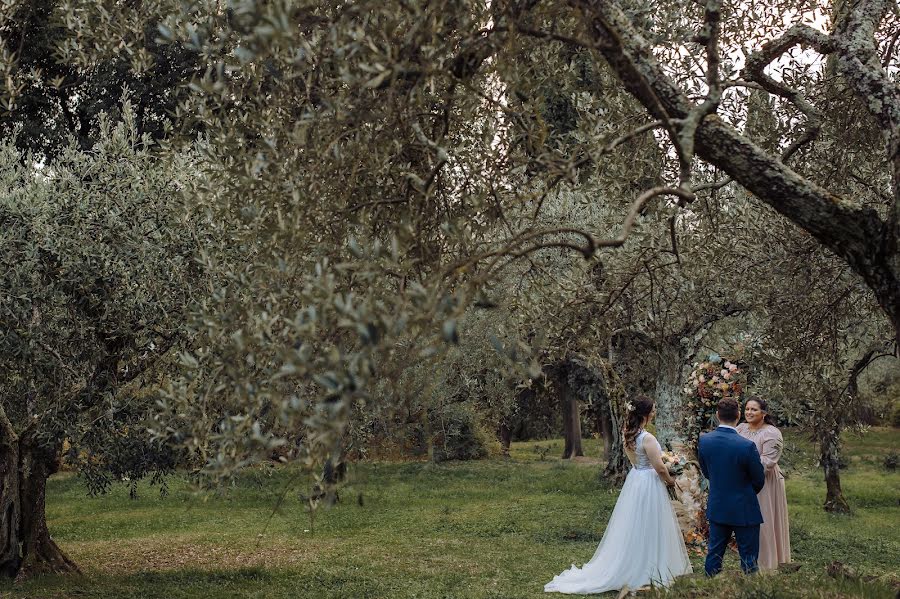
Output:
top-left (720, 369), bottom-right (728, 378)
top-left (728, 363), bottom-right (738, 372)
top-left (723, 371), bottom-right (731, 379)
top-left (699, 375), bottom-right (705, 382)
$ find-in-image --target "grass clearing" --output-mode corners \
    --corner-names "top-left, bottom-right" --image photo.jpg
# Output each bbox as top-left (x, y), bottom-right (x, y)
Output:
top-left (1, 428), bottom-right (897, 598)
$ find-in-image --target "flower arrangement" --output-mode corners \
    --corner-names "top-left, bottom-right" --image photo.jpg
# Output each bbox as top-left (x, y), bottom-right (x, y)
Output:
top-left (661, 450), bottom-right (686, 496)
top-left (661, 449), bottom-right (707, 553)
top-left (676, 351), bottom-right (752, 551)
top-left (682, 354), bottom-right (747, 450)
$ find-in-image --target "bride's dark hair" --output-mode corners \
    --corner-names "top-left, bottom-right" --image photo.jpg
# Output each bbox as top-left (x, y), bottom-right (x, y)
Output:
top-left (623, 395), bottom-right (655, 450)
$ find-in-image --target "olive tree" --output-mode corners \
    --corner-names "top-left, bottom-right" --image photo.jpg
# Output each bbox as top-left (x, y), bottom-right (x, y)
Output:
top-left (0, 106), bottom-right (207, 579)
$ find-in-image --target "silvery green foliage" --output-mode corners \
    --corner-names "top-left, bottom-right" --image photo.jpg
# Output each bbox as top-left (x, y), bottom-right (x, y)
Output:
top-left (0, 102), bottom-right (206, 492)
top-left (736, 70), bottom-right (893, 431)
top-left (747, 207), bottom-right (892, 424)
top-left (5, 0), bottom-right (894, 483)
top-left (140, 2), bottom-right (660, 478)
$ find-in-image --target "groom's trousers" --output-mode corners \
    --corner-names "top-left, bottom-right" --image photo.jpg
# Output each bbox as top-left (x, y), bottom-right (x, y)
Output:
top-left (705, 521), bottom-right (760, 576)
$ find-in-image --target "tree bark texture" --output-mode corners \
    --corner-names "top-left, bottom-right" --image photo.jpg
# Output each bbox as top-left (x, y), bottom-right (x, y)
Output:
top-left (559, 377), bottom-right (584, 459)
top-left (498, 422), bottom-right (512, 456)
top-left (0, 413), bottom-right (21, 578)
top-left (820, 431), bottom-right (851, 513)
top-left (0, 409), bottom-right (80, 581)
top-left (597, 407), bottom-right (612, 462)
top-left (653, 346), bottom-right (686, 447)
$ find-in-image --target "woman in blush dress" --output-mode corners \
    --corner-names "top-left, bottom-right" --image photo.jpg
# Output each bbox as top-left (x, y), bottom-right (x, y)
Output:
top-left (737, 396), bottom-right (791, 571)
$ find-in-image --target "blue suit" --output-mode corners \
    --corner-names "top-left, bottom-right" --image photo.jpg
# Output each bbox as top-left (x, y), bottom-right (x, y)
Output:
top-left (698, 426), bottom-right (766, 576)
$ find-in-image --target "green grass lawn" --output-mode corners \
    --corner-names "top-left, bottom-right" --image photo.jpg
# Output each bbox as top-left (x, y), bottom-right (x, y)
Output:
top-left (1, 428), bottom-right (898, 598)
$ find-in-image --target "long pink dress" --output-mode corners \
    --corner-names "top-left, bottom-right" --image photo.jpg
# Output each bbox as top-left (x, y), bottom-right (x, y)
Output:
top-left (737, 423), bottom-right (791, 571)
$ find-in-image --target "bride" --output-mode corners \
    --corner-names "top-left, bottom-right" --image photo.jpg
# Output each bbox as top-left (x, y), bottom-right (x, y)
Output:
top-left (545, 396), bottom-right (692, 594)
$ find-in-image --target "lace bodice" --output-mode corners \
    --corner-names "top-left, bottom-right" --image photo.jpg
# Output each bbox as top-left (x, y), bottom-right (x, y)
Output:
top-left (633, 430), bottom-right (659, 470)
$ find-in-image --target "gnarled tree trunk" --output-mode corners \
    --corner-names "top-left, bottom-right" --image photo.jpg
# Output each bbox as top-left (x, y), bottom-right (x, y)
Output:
top-left (607, 330), bottom-right (685, 447)
top-left (605, 337), bottom-right (647, 482)
top-left (820, 431), bottom-right (850, 513)
top-left (653, 345), bottom-right (687, 448)
top-left (557, 371), bottom-right (583, 459)
top-left (600, 371), bottom-right (629, 483)
top-left (498, 422), bottom-right (512, 456)
top-left (566, 356), bottom-right (616, 464)
top-left (0, 413), bottom-right (21, 578)
top-left (596, 406), bottom-right (612, 462)
top-left (16, 438), bottom-right (80, 580)
top-left (0, 409), bottom-right (79, 581)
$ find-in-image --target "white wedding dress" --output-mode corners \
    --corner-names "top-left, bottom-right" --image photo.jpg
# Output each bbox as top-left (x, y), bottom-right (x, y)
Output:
top-left (545, 430), bottom-right (692, 594)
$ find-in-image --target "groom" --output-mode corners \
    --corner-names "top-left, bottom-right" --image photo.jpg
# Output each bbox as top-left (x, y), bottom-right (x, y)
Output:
top-left (698, 397), bottom-right (766, 576)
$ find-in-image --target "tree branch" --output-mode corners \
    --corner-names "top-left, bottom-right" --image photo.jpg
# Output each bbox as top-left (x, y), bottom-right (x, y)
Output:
top-left (570, 0), bottom-right (890, 300)
top-left (676, 0), bottom-right (723, 187)
top-left (846, 340), bottom-right (897, 397)
top-left (741, 25), bottom-right (830, 163)
top-left (595, 186), bottom-right (696, 248)
top-left (530, 119), bottom-right (665, 221)
top-left (513, 23), bottom-right (597, 50)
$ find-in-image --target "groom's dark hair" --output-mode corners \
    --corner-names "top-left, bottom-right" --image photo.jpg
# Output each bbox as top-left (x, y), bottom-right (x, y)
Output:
top-left (716, 398), bottom-right (740, 424)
